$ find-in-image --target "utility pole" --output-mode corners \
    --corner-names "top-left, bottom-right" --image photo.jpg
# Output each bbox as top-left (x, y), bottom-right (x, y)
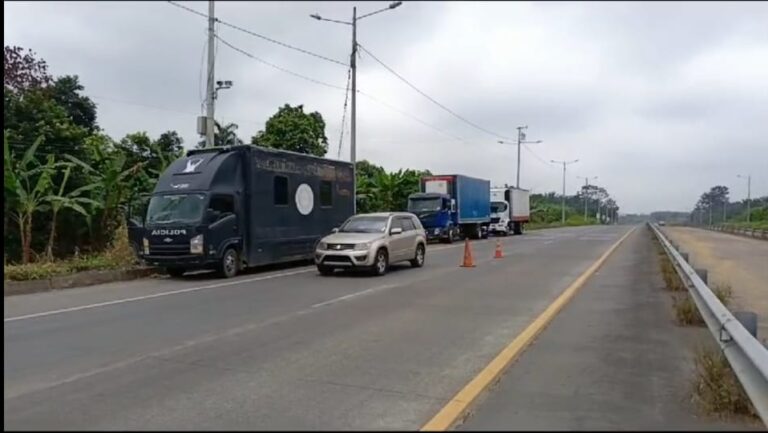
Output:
top-left (498, 129), bottom-right (541, 189)
top-left (738, 174), bottom-right (752, 223)
top-left (552, 159), bottom-right (579, 224)
top-left (576, 175), bottom-right (598, 221)
top-left (205, 0), bottom-right (216, 148)
top-left (310, 2), bottom-right (402, 214)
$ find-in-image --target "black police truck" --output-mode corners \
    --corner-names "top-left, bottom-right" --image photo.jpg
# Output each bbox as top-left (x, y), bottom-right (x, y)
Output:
top-left (136, 144), bottom-right (354, 278)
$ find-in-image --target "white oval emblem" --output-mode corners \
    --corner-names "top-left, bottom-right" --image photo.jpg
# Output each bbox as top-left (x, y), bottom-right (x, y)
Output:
top-left (295, 183), bottom-right (314, 215)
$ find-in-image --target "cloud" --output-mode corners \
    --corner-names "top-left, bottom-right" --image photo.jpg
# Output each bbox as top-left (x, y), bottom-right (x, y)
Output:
top-left (4, 1), bottom-right (767, 213)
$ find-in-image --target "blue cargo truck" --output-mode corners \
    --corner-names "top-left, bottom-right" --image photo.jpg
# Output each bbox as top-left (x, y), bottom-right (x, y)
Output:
top-left (407, 174), bottom-right (491, 243)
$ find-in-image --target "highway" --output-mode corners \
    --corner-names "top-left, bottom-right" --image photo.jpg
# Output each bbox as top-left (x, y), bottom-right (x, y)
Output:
top-left (3, 225), bottom-right (760, 430)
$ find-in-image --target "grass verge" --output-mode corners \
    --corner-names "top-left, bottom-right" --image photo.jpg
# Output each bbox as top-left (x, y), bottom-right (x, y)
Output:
top-left (4, 221), bottom-right (140, 281)
top-left (692, 346), bottom-right (758, 420)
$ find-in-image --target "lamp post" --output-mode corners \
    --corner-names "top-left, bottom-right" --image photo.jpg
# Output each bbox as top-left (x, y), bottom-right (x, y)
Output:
top-left (576, 175), bottom-right (598, 221)
top-left (737, 174), bottom-right (752, 224)
top-left (310, 2), bottom-right (403, 213)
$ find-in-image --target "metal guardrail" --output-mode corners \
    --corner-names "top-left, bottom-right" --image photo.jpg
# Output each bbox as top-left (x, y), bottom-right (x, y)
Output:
top-left (649, 222), bottom-right (768, 426)
top-left (705, 224), bottom-right (768, 241)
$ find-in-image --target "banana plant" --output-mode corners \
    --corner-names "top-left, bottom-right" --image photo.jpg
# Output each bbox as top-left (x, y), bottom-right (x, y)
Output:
top-left (4, 134), bottom-right (55, 264)
top-left (43, 163), bottom-right (101, 260)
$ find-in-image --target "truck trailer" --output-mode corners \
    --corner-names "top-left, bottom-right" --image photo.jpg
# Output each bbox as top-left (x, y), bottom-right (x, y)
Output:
top-left (135, 145), bottom-right (354, 278)
top-left (489, 186), bottom-right (530, 235)
top-left (407, 174), bottom-right (491, 243)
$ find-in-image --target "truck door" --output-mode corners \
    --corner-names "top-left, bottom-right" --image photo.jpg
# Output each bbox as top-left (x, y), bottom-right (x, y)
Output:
top-left (207, 193), bottom-right (239, 257)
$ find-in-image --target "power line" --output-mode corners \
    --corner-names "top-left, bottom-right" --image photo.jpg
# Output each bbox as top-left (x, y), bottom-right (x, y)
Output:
top-left (217, 35), bottom-right (348, 91)
top-left (167, 1), bottom-right (347, 67)
top-left (337, 68), bottom-right (352, 159)
top-left (357, 42), bottom-right (513, 141)
top-left (522, 142), bottom-right (558, 170)
top-left (356, 90), bottom-right (472, 145)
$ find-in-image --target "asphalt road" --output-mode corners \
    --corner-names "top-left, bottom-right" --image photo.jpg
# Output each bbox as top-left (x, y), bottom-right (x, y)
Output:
top-left (663, 226), bottom-right (768, 344)
top-left (459, 226), bottom-right (763, 431)
top-left (6, 225), bottom-right (631, 430)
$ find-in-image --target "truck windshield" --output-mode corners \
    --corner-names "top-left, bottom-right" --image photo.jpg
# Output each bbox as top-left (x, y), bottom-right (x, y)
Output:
top-left (491, 201), bottom-right (508, 214)
top-left (146, 194), bottom-right (206, 225)
top-left (408, 198), bottom-right (442, 212)
top-left (340, 216), bottom-right (389, 233)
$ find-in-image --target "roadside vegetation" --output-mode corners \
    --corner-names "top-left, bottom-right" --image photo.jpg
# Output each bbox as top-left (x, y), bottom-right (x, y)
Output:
top-left (692, 347), bottom-right (758, 420)
top-left (650, 227), bottom-right (756, 420)
top-left (4, 45), bottom-right (618, 282)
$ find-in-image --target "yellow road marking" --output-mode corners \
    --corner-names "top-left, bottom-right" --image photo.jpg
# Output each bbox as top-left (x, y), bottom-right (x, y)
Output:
top-left (420, 226), bottom-right (637, 431)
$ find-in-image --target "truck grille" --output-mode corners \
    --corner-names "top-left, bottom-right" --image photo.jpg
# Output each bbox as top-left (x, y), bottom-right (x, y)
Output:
top-left (149, 244), bottom-right (190, 256)
top-left (327, 243), bottom-right (355, 251)
top-left (323, 255), bottom-right (353, 264)
top-left (490, 218), bottom-right (501, 224)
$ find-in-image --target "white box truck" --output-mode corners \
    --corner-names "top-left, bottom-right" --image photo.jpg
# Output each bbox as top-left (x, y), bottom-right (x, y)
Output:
top-left (489, 187), bottom-right (530, 235)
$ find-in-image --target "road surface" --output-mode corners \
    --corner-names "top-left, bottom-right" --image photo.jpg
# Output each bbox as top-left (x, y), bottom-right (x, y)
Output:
top-left (459, 226), bottom-right (762, 431)
top-left (663, 226), bottom-right (768, 344)
top-left (5, 225), bottom-right (756, 430)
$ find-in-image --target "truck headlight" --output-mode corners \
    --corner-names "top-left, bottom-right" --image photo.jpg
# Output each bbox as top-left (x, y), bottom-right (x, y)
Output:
top-left (354, 242), bottom-right (371, 251)
top-left (190, 234), bottom-right (204, 255)
top-left (317, 242), bottom-right (327, 251)
top-left (142, 238), bottom-right (149, 255)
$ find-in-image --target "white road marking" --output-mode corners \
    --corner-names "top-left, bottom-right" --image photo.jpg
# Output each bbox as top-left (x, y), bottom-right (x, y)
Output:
top-left (4, 233), bottom-right (573, 323)
top-left (4, 268), bottom-right (316, 323)
top-left (311, 283), bottom-right (399, 308)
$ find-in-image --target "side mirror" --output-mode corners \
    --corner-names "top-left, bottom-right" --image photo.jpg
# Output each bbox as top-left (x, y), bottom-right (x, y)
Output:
top-left (128, 217), bottom-right (144, 228)
top-left (390, 227), bottom-right (403, 235)
top-left (331, 227), bottom-right (339, 233)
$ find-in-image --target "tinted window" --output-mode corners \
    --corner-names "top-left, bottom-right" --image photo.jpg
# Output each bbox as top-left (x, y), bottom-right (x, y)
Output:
top-left (390, 217), bottom-right (404, 231)
top-left (320, 181), bottom-right (333, 207)
top-left (210, 194), bottom-right (234, 214)
top-left (274, 176), bottom-right (288, 206)
top-left (340, 216), bottom-right (388, 233)
top-left (400, 217), bottom-right (415, 231)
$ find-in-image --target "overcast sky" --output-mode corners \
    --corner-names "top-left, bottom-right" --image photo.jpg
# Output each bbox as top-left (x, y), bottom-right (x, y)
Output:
top-left (5, 1), bottom-right (767, 213)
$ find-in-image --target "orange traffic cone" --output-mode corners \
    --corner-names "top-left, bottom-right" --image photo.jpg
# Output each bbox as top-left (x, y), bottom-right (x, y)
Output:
top-left (494, 239), bottom-right (504, 259)
top-left (460, 238), bottom-right (476, 268)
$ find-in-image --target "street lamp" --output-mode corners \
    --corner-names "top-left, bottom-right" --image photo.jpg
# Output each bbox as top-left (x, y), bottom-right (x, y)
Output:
top-left (498, 125), bottom-right (542, 189)
top-left (310, 2), bottom-right (403, 214)
top-left (737, 174), bottom-right (752, 223)
top-left (551, 159), bottom-right (579, 224)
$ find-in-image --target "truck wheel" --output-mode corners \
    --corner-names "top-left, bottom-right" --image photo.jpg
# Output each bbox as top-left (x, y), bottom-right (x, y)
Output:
top-left (371, 248), bottom-right (389, 276)
top-left (217, 248), bottom-right (239, 278)
top-left (166, 267), bottom-right (185, 278)
top-left (513, 222), bottom-right (523, 235)
top-left (443, 227), bottom-right (455, 244)
top-left (410, 244), bottom-right (426, 268)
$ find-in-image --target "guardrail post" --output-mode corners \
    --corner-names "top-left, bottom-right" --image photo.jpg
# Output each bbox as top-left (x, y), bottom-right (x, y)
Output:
top-left (695, 268), bottom-right (708, 284)
top-left (734, 311), bottom-right (759, 338)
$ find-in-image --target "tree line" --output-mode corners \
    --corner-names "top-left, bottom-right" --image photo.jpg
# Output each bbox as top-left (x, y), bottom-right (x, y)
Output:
top-left (4, 44), bottom-right (618, 265)
top-left (689, 185), bottom-right (767, 226)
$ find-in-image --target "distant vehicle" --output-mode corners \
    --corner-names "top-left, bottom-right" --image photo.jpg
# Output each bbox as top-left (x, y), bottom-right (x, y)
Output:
top-left (489, 187), bottom-right (530, 236)
top-left (407, 174), bottom-right (491, 243)
top-left (658, 220), bottom-right (666, 226)
top-left (315, 212), bottom-right (427, 276)
top-left (135, 145), bottom-right (354, 278)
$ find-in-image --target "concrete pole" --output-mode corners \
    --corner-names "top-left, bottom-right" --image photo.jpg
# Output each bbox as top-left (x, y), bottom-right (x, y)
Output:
top-left (350, 6), bottom-right (357, 214)
top-left (205, 0), bottom-right (216, 148)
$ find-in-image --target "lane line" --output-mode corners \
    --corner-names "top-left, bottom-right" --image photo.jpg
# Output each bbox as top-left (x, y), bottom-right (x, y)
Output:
top-left (420, 226), bottom-right (637, 431)
top-left (4, 228), bottom-right (609, 323)
top-left (4, 268), bottom-right (315, 323)
top-left (311, 283), bottom-right (399, 308)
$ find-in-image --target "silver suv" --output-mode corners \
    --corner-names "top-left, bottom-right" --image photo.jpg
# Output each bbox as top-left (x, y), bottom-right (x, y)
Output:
top-left (315, 212), bottom-right (427, 276)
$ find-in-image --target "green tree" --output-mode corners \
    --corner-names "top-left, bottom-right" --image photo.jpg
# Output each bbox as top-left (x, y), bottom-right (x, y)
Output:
top-left (251, 104), bottom-right (328, 156)
top-left (50, 75), bottom-right (98, 132)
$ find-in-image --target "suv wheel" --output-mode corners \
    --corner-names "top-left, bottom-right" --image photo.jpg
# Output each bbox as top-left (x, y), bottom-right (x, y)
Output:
top-left (410, 244), bottom-right (426, 268)
top-left (371, 248), bottom-right (389, 276)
